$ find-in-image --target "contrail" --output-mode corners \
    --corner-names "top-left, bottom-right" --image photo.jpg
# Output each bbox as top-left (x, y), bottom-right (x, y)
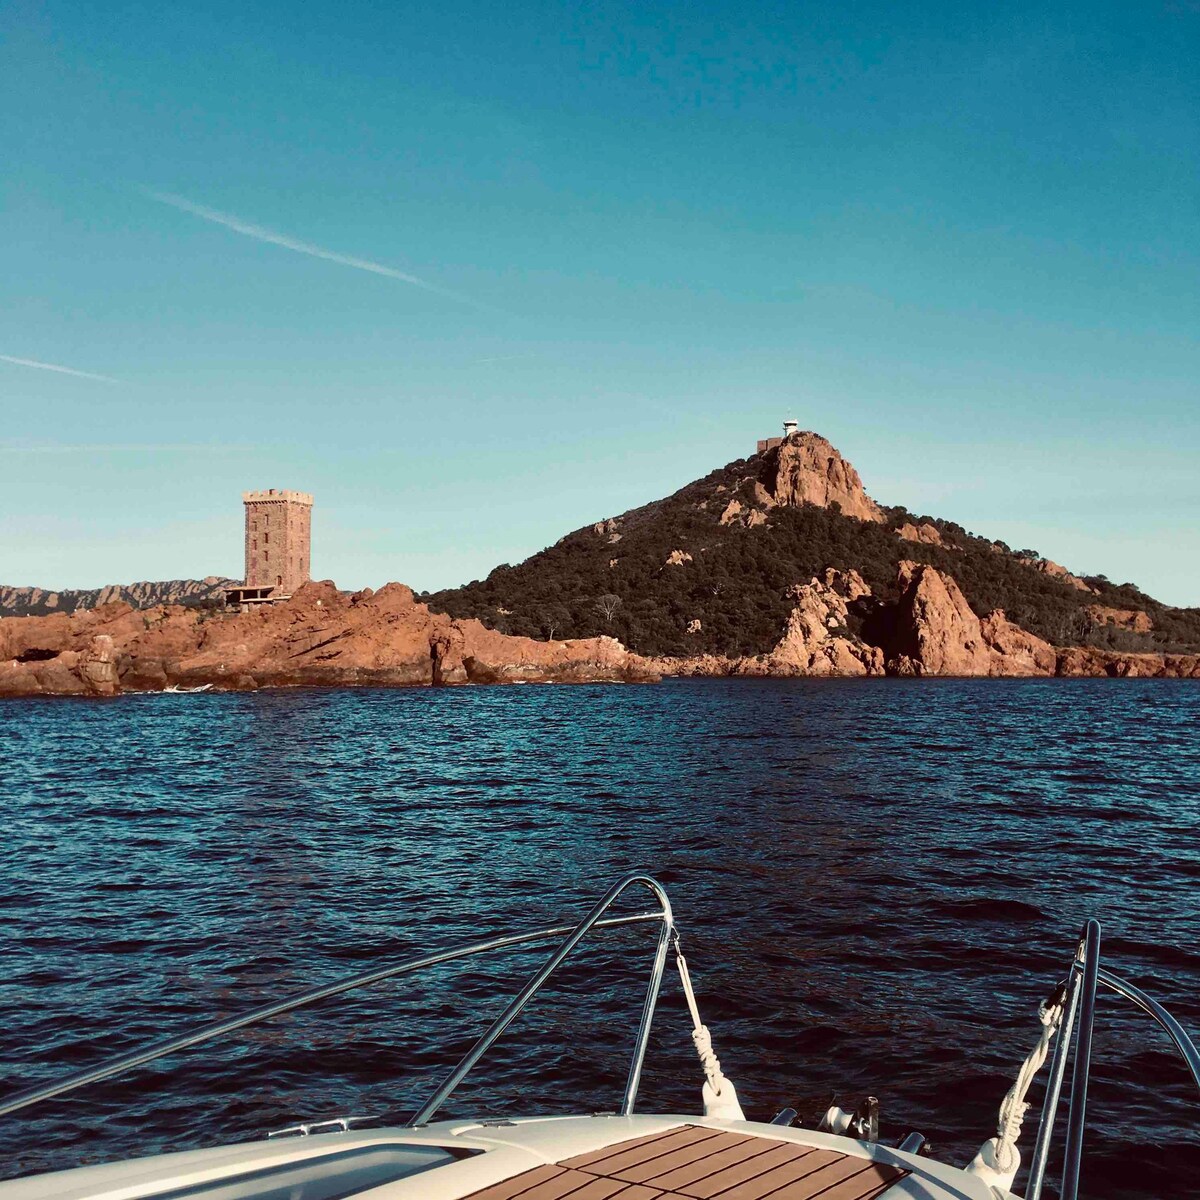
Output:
top-left (0, 355), bottom-right (120, 384)
top-left (147, 190), bottom-right (489, 310)
top-left (0, 443), bottom-right (240, 454)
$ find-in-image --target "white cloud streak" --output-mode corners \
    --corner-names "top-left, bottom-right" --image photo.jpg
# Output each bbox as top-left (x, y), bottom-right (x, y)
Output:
top-left (147, 190), bottom-right (490, 310)
top-left (0, 355), bottom-right (121, 384)
top-left (0, 443), bottom-right (248, 454)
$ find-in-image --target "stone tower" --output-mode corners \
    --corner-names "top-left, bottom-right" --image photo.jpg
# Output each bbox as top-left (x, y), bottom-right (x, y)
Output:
top-left (242, 489), bottom-right (312, 595)
top-left (225, 489), bottom-right (314, 610)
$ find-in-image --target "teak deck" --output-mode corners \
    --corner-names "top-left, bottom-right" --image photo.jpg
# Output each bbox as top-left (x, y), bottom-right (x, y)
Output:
top-left (464, 1124), bottom-right (908, 1200)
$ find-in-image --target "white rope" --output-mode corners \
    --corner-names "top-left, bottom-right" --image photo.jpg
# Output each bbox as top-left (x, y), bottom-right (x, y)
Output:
top-left (991, 996), bottom-right (1065, 1172)
top-left (675, 943), bottom-right (745, 1120)
top-left (967, 991), bottom-right (1066, 1187)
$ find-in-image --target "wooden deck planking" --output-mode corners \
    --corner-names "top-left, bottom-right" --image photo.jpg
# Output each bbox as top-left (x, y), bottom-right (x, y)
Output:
top-left (463, 1124), bottom-right (907, 1200)
top-left (811, 1163), bottom-right (909, 1200)
top-left (677, 1143), bottom-right (821, 1199)
top-left (639, 1135), bottom-right (801, 1192)
top-left (613, 1131), bottom-right (754, 1183)
top-left (715, 1152), bottom-right (865, 1200)
top-left (562, 1126), bottom-right (724, 1173)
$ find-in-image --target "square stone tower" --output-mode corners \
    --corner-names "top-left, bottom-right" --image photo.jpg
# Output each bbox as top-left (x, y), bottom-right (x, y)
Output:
top-left (242, 489), bottom-right (313, 596)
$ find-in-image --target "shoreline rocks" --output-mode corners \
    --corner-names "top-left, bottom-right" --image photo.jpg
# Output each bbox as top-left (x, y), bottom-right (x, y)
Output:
top-left (654, 562), bottom-right (1199, 681)
top-left (3, 571), bottom-right (1197, 698)
top-left (0, 581), bottom-right (659, 698)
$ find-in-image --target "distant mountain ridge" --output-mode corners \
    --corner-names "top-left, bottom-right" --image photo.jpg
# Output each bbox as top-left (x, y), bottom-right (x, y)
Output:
top-left (427, 430), bottom-right (1200, 661)
top-left (0, 577), bottom-right (235, 618)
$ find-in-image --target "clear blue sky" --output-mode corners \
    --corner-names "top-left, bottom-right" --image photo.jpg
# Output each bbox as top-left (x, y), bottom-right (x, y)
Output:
top-left (3, 1), bottom-right (1197, 604)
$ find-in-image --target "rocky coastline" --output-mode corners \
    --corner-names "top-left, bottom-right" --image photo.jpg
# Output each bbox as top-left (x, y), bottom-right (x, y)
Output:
top-left (650, 565), bottom-right (1200, 680)
top-left (0, 581), bottom-right (657, 697)
top-left (2, 569), bottom-right (1196, 698)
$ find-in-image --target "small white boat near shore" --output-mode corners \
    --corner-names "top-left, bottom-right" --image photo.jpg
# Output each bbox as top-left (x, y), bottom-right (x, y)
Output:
top-left (2, 876), bottom-right (1196, 1200)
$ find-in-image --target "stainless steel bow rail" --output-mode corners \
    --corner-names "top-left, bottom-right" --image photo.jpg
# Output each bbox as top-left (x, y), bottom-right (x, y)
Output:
top-left (5, 879), bottom-right (1200, 1200)
top-left (1024, 919), bottom-right (1200, 1200)
top-left (0, 874), bottom-right (675, 1125)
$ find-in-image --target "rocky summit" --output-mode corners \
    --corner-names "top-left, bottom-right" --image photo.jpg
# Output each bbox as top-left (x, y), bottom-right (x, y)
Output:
top-left (428, 429), bottom-right (1200, 674)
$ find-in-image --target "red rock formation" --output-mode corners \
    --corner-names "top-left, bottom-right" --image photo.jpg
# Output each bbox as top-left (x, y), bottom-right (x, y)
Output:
top-left (980, 611), bottom-right (1058, 677)
top-left (763, 569), bottom-right (882, 676)
top-left (896, 521), bottom-right (945, 547)
top-left (1055, 647), bottom-right (1200, 678)
top-left (757, 432), bottom-right (884, 523)
top-left (0, 582), bottom-right (658, 697)
top-left (888, 564), bottom-right (1058, 677)
top-left (1026, 558), bottom-right (1095, 593)
top-left (655, 562), bottom-right (1194, 680)
top-left (718, 498), bottom-right (746, 526)
top-left (657, 569), bottom-right (882, 678)
top-left (1085, 604), bottom-right (1153, 634)
top-left (5, 571), bottom-right (1193, 694)
top-left (887, 562), bottom-right (991, 676)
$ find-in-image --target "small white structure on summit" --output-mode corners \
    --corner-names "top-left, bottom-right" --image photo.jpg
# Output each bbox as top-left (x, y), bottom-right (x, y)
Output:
top-left (757, 418), bottom-right (800, 454)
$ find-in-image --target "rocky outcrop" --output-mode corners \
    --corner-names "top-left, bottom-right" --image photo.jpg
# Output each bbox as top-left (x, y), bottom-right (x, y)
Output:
top-left (0, 582), bottom-right (658, 697)
top-left (1056, 647), bottom-right (1200, 678)
top-left (763, 570), bottom-right (882, 676)
top-left (1025, 558), bottom-right (1095, 593)
top-left (1086, 604), bottom-right (1153, 633)
top-left (591, 519), bottom-right (622, 544)
top-left (78, 635), bottom-right (121, 696)
top-left (655, 561), bottom-right (1189, 679)
top-left (887, 563), bottom-right (1058, 677)
top-left (0, 577), bottom-right (236, 617)
top-left (718, 498), bottom-right (767, 528)
top-left (719, 498), bottom-right (746, 526)
top-left (664, 550), bottom-right (693, 566)
top-left (896, 521), bottom-right (945, 547)
top-left (980, 611), bottom-right (1058, 677)
top-left (757, 432), bottom-right (884, 523)
top-left (887, 562), bottom-right (992, 676)
top-left (657, 569), bottom-right (882, 678)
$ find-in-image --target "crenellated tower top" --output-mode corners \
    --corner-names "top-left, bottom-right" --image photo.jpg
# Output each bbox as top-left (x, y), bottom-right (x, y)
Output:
top-left (242, 489), bottom-right (313, 506)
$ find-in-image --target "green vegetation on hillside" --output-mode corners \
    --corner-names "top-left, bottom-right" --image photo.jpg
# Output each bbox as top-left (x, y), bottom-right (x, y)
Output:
top-left (426, 456), bottom-right (1200, 658)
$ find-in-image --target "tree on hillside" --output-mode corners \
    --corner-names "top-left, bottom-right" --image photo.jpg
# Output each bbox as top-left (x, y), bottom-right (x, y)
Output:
top-left (594, 594), bottom-right (622, 625)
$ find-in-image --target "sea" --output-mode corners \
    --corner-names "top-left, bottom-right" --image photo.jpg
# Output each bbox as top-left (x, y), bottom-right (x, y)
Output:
top-left (2, 679), bottom-right (1198, 1198)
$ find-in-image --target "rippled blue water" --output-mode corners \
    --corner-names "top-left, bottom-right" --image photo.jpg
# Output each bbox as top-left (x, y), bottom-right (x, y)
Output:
top-left (2, 680), bottom-right (1198, 1198)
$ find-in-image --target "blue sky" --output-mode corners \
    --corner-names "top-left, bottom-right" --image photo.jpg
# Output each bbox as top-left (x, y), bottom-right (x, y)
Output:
top-left (3, 1), bottom-right (1198, 604)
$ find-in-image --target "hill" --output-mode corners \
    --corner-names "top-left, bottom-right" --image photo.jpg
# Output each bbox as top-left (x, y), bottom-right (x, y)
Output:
top-left (426, 431), bottom-right (1200, 662)
top-left (0, 577), bottom-right (235, 618)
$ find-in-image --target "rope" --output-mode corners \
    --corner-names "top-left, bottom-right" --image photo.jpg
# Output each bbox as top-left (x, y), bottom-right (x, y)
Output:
top-left (991, 991), bottom-right (1066, 1173)
top-left (674, 937), bottom-right (743, 1118)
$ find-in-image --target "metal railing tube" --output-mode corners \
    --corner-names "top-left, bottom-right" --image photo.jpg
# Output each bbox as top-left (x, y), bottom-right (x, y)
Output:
top-left (1096, 967), bottom-right (1200, 1093)
top-left (620, 915), bottom-right (673, 1115)
top-left (1060, 920), bottom-right (1102, 1200)
top-left (0, 911), bottom-right (662, 1121)
top-left (409, 874), bottom-right (674, 1126)
top-left (1024, 966), bottom-right (1082, 1200)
